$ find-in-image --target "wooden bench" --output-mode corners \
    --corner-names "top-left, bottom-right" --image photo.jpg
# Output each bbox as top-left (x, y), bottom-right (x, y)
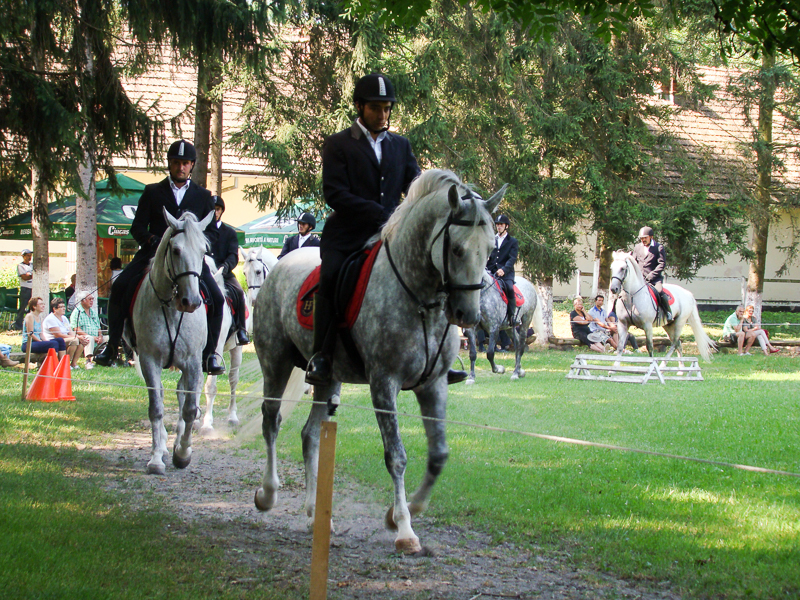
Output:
top-left (566, 354), bottom-right (703, 384)
top-left (548, 336), bottom-right (671, 352)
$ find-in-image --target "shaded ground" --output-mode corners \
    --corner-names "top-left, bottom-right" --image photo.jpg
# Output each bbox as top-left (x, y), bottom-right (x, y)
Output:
top-left (86, 368), bottom-right (681, 600)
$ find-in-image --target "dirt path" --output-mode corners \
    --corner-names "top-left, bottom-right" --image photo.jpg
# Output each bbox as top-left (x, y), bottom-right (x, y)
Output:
top-left (91, 376), bottom-right (680, 600)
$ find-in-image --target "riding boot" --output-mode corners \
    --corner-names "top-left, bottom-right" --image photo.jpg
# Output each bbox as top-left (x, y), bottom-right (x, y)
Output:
top-left (94, 302), bottom-right (123, 366)
top-left (660, 292), bottom-right (673, 322)
top-left (203, 314), bottom-right (225, 375)
top-left (234, 288), bottom-right (250, 345)
top-left (306, 295), bottom-right (336, 386)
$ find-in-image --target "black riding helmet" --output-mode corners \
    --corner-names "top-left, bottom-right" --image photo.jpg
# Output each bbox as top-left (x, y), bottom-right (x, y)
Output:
top-left (495, 214), bottom-right (511, 226)
top-left (167, 139), bottom-right (197, 162)
top-left (212, 195), bottom-right (225, 212)
top-left (297, 212), bottom-right (316, 230)
top-left (353, 73), bottom-right (397, 104)
top-left (638, 226), bottom-right (654, 238)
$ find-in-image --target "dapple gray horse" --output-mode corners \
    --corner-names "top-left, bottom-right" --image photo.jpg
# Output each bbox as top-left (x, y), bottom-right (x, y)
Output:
top-left (126, 208), bottom-right (214, 474)
top-left (253, 169), bottom-right (506, 553)
top-left (242, 246), bottom-right (277, 335)
top-left (464, 273), bottom-right (545, 383)
top-left (609, 250), bottom-right (715, 361)
top-left (200, 256), bottom-right (244, 435)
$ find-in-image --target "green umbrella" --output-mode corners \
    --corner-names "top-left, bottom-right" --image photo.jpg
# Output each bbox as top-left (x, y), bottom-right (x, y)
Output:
top-left (0, 174), bottom-right (244, 244)
top-left (238, 202), bottom-right (326, 249)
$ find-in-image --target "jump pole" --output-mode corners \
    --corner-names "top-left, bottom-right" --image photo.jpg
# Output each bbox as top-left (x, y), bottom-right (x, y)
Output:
top-left (309, 420), bottom-right (337, 600)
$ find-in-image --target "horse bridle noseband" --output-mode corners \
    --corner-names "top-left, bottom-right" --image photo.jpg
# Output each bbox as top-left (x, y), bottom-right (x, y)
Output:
top-left (246, 258), bottom-right (272, 294)
top-left (385, 206), bottom-right (486, 389)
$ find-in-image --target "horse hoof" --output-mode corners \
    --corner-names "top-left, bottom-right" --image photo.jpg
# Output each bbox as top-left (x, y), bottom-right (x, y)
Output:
top-left (146, 462), bottom-right (166, 476)
top-left (254, 488), bottom-right (276, 512)
top-left (465, 378), bottom-right (475, 385)
top-left (385, 507), bottom-right (398, 532)
top-left (395, 537), bottom-right (422, 555)
top-left (199, 425), bottom-right (214, 436)
top-left (172, 451), bottom-right (192, 469)
top-left (228, 416), bottom-right (240, 428)
top-left (305, 516), bottom-right (336, 533)
top-left (510, 373), bottom-right (519, 381)
top-left (494, 366), bottom-right (505, 374)
top-left (518, 369), bottom-right (526, 378)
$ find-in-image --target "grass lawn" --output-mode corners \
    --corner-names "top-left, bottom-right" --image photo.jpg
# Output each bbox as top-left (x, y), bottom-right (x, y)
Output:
top-left (1, 311), bottom-right (799, 599)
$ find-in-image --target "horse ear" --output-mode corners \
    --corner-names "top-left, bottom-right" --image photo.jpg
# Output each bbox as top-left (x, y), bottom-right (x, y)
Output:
top-left (447, 185), bottom-right (460, 211)
top-left (163, 207), bottom-right (180, 229)
top-left (484, 184), bottom-right (509, 214)
top-left (199, 210), bottom-right (215, 230)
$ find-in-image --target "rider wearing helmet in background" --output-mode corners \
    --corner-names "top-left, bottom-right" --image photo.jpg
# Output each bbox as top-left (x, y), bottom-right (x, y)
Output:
top-left (304, 72), bottom-right (424, 386)
top-left (486, 214), bottom-right (520, 327)
top-left (277, 212), bottom-right (321, 259)
top-left (632, 225), bottom-right (673, 323)
top-left (207, 195), bottom-right (250, 346)
top-left (94, 140), bottom-right (226, 374)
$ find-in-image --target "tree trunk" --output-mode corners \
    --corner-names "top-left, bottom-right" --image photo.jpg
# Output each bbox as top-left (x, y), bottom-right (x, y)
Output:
top-left (746, 51), bottom-right (776, 323)
top-left (77, 155), bottom-right (98, 297)
top-left (208, 99), bottom-right (224, 195)
top-left (193, 60), bottom-right (222, 189)
top-left (31, 167), bottom-right (50, 303)
top-left (597, 244), bottom-right (612, 296)
top-left (538, 276), bottom-right (554, 342)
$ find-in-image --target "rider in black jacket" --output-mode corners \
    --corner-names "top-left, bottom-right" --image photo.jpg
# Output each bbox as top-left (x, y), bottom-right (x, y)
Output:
top-left (487, 214), bottom-right (520, 327)
top-left (632, 225), bottom-right (673, 322)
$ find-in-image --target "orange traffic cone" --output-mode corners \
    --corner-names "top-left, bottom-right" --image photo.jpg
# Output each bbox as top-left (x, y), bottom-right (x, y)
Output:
top-left (53, 355), bottom-right (75, 402)
top-left (26, 348), bottom-right (59, 402)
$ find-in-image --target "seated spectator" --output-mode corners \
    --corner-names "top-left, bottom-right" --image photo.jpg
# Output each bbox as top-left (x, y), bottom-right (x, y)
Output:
top-left (587, 294), bottom-right (616, 349)
top-left (721, 305), bottom-right (748, 354)
top-left (22, 297), bottom-right (66, 359)
top-left (42, 297), bottom-right (90, 368)
top-left (70, 291), bottom-right (108, 369)
top-left (607, 311), bottom-right (639, 352)
top-left (0, 343), bottom-right (19, 367)
top-left (570, 296), bottom-right (605, 353)
top-left (741, 304), bottom-right (780, 356)
top-left (64, 274), bottom-right (77, 312)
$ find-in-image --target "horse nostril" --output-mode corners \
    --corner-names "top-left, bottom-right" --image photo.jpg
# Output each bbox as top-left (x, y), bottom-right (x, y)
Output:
top-left (182, 297), bottom-right (190, 307)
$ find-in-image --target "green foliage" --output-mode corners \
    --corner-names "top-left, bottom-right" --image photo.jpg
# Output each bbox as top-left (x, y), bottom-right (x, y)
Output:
top-left (0, 267), bottom-right (19, 289)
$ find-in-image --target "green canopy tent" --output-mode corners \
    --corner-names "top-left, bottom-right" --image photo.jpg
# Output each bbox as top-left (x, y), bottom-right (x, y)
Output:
top-left (239, 203), bottom-right (326, 249)
top-left (0, 174), bottom-right (244, 244)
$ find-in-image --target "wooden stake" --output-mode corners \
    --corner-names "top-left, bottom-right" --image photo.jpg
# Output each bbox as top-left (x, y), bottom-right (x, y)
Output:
top-left (21, 337), bottom-right (33, 400)
top-left (309, 420), bottom-right (337, 600)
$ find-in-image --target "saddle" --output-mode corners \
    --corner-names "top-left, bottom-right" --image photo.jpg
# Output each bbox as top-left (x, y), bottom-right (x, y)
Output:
top-left (648, 285), bottom-right (674, 325)
top-left (492, 276), bottom-right (524, 307)
top-left (297, 241), bottom-right (383, 330)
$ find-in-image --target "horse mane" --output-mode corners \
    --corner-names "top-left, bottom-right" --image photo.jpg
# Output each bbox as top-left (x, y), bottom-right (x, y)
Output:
top-left (150, 212), bottom-right (209, 271)
top-left (382, 169), bottom-right (480, 242)
top-left (613, 250), bottom-right (644, 281)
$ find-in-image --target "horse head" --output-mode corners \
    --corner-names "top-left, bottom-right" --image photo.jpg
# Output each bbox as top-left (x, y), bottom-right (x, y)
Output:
top-left (243, 246), bottom-right (276, 306)
top-left (160, 207), bottom-right (213, 312)
top-left (609, 250), bottom-right (637, 295)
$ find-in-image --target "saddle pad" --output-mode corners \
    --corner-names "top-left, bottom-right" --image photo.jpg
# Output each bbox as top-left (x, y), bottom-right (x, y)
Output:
top-left (648, 286), bottom-right (675, 305)
top-left (493, 279), bottom-right (524, 307)
top-left (297, 241), bottom-right (383, 330)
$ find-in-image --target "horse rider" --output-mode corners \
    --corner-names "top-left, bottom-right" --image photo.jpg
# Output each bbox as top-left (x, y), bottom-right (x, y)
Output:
top-left (487, 214), bottom-right (520, 327)
top-left (305, 72), bottom-right (467, 386)
top-left (277, 212), bottom-right (321, 259)
top-left (632, 225), bottom-right (673, 322)
top-left (207, 195), bottom-right (250, 346)
top-left (94, 140), bottom-right (226, 375)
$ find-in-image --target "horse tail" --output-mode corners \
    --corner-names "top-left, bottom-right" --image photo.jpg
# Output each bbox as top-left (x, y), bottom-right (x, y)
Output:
top-left (531, 292), bottom-right (547, 346)
top-left (688, 303), bottom-right (716, 361)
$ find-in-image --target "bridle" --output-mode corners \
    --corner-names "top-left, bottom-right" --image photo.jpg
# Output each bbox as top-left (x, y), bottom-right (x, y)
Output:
top-left (385, 204), bottom-right (487, 389)
top-left (246, 257), bottom-right (272, 295)
top-left (611, 258), bottom-right (656, 317)
top-left (149, 227), bottom-right (203, 307)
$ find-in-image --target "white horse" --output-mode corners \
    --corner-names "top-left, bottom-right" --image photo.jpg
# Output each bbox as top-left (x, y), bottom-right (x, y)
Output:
top-left (609, 250), bottom-right (715, 361)
top-left (242, 246), bottom-right (278, 335)
top-left (127, 208), bottom-right (214, 474)
top-left (200, 256), bottom-right (244, 434)
top-left (252, 170), bottom-right (506, 553)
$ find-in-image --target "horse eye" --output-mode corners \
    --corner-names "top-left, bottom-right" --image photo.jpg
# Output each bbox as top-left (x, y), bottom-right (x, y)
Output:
top-left (452, 246), bottom-right (464, 259)
top-left (172, 247), bottom-right (181, 256)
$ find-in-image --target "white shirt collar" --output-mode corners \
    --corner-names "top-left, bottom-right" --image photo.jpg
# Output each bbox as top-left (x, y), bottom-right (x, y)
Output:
top-left (356, 119), bottom-right (387, 163)
top-left (169, 178), bottom-right (190, 206)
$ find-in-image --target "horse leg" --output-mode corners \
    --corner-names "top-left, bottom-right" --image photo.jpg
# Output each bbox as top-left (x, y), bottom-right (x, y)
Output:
top-left (142, 360), bottom-right (168, 475)
top-left (487, 329), bottom-right (505, 375)
top-left (643, 323), bottom-right (655, 357)
top-left (510, 325), bottom-right (526, 380)
top-left (200, 374), bottom-right (217, 435)
top-left (406, 377), bottom-right (449, 520)
top-left (371, 381), bottom-right (421, 554)
top-left (173, 368), bottom-right (201, 469)
top-left (465, 329), bottom-right (477, 385)
top-left (300, 382), bottom-right (340, 531)
top-left (254, 357), bottom-right (294, 512)
top-left (227, 346), bottom-right (243, 428)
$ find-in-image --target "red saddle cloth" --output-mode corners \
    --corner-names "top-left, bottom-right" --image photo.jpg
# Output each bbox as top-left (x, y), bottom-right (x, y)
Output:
top-left (648, 286), bottom-right (674, 305)
top-left (493, 278), bottom-right (524, 307)
top-left (297, 241), bottom-right (383, 330)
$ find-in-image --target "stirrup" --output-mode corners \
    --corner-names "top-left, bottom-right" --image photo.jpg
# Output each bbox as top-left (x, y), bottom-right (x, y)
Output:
top-left (305, 352), bottom-right (332, 386)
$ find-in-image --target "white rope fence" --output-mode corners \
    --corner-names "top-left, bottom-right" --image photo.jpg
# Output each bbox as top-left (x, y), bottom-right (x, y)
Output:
top-left (2, 368), bottom-right (799, 479)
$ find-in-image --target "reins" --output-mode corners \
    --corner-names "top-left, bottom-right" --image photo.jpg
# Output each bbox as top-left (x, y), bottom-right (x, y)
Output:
top-left (612, 259), bottom-right (656, 321)
top-left (384, 207), bottom-right (486, 389)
